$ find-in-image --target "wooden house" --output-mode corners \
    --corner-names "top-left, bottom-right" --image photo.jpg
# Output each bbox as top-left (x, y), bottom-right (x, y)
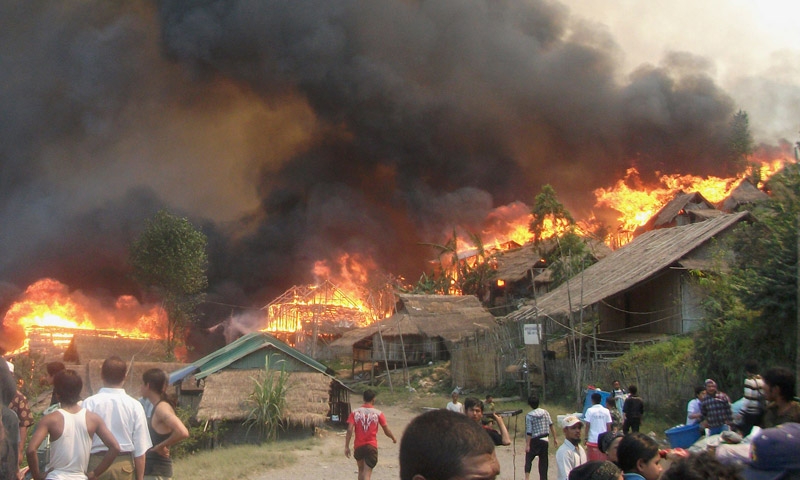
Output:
top-left (506, 211), bottom-right (752, 358)
top-left (183, 332), bottom-right (351, 446)
top-left (720, 179), bottom-right (769, 212)
top-left (634, 191), bottom-right (718, 236)
top-left (486, 240), bottom-right (613, 315)
top-left (330, 294), bottom-right (497, 381)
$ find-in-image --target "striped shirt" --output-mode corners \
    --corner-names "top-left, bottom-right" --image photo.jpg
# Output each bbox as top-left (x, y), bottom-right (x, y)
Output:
top-left (526, 408), bottom-right (552, 439)
top-left (742, 375), bottom-right (765, 415)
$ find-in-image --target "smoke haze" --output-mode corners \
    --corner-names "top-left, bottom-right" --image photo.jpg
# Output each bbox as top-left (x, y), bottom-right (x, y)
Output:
top-left (1, 0), bottom-right (797, 335)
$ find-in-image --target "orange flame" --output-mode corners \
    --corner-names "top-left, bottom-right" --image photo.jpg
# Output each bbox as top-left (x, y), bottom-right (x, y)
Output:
top-left (4, 278), bottom-right (166, 355)
top-left (594, 157), bottom-right (790, 244)
top-left (453, 201), bottom-right (569, 259)
top-left (262, 253), bottom-right (387, 336)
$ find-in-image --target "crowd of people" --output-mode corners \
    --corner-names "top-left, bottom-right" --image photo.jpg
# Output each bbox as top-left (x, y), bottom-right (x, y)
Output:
top-left (402, 366), bottom-right (800, 480)
top-left (5, 352), bottom-right (800, 480)
top-left (1, 356), bottom-right (189, 480)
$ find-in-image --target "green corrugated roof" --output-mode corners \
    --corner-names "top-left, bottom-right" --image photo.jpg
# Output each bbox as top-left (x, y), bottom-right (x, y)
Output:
top-left (192, 332), bottom-right (330, 379)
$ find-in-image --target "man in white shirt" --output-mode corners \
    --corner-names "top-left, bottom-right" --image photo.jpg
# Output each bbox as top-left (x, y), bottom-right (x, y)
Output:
top-left (446, 391), bottom-right (464, 414)
top-left (556, 415), bottom-right (586, 480)
top-left (584, 393), bottom-right (612, 461)
top-left (83, 356), bottom-right (152, 480)
top-left (686, 386), bottom-right (706, 425)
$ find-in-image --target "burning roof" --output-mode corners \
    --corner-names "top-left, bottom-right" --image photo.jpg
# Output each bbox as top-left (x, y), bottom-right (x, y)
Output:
top-left (507, 211), bottom-right (751, 321)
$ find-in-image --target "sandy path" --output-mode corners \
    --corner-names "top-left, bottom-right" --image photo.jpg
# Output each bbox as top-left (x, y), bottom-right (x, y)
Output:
top-left (253, 404), bottom-right (559, 480)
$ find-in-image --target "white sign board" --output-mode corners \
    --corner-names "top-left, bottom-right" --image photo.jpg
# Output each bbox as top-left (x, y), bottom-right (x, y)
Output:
top-left (523, 324), bottom-right (540, 345)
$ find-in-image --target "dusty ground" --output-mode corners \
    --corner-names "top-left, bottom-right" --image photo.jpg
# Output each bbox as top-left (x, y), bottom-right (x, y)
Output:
top-left (253, 403), bottom-right (560, 480)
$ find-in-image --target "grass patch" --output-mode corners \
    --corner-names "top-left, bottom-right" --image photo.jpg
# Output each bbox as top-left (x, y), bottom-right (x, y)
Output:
top-left (172, 437), bottom-right (317, 479)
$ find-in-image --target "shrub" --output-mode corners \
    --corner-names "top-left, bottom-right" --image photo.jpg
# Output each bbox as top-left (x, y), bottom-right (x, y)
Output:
top-left (244, 359), bottom-right (290, 442)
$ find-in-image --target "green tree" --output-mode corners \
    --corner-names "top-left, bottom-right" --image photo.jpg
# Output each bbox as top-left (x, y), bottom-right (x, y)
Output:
top-left (130, 210), bottom-right (208, 359)
top-left (529, 184), bottom-right (574, 243)
top-left (728, 110), bottom-right (755, 174)
top-left (529, 185), bottom-right (594, 288)
top-left (695, 167), bottom-right (799, 387)
top-left (413, 229), bottom-right (496, 297)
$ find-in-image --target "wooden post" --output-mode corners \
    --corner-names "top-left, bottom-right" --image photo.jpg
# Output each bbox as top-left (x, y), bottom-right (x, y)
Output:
top-left (377, 327), bottom-right (393, 393)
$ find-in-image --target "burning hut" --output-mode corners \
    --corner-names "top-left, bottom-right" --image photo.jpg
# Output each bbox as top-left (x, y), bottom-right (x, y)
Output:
top-left (63, 333), bottom-right (168, 364)
top-left (634, 191), bottom-right (718, 236)
top-left (719, 179), bottom-right (769, 212)
top-left (486, 240), bottom-right (613, 315)
top-left (507, 211), bottom-right (752, 360)
top-left (187, 332), bottom-right (351, 446)
top-left (261, 280), bottom-right (375, 358)
top-left (330, 294), bottom-right (498, 382)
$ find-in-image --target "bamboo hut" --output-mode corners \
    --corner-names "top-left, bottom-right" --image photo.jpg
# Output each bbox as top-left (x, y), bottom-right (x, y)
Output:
top-left (195, 370), bottom-right (336, 445)
top-left (330, 294), bottom-right (499, 382)
top-left (720, 179), bottom-right (769, 212)
top-left (169, 332), bottom-right (351, 447)
top-left (507, 212), bottom-right (753, 358)
top-left (63, 334), bottom-right (167, 365)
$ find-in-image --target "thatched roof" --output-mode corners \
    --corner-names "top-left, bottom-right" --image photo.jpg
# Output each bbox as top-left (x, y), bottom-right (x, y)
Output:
top-left (720, 180), bottom-right (769, 212)
top-left (64, 334), bottom-right (167, 365)
top-left (330, 294), bottom-right (497, 349)
top-left (506, 211), bottom-right (751, 321)
top-left (636, 191), bottom-right (716, 234)
top-left (493, 245), bottom-right (544, 283)
top-left (687, 209), bottom-right (725, 221)
top-left (195, 370), bottom-right (331, 427)
top-left (493, 240), bottom-right (613, 284)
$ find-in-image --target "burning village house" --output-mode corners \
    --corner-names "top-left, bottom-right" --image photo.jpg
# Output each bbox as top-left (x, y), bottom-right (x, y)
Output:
top-left (0, 278), bottom-right (171, 362)
top-left (260, 279), bottom-right (387, 359)
top-left (506, 211), bottom-right (753, 362)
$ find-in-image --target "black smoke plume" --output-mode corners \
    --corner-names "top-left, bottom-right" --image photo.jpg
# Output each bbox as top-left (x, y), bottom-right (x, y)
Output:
top-left (0, 0), bottom-right (757, 346)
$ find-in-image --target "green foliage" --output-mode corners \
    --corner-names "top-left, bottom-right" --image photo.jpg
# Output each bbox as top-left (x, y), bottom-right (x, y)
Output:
top-left (245, 359), bottom-right (290, 442)
top-left (529, 184), bottom-right (574, 243)
top-left (11, 351), bottom-right (49, 401)
top-left (545, 230), bottom-right (597, 287)
top-left (611, 336), bottom-right (696, 374)
top-left (410, 229), bottom-right (496, 297)
top-left (694, 166), bottom-right (800, 388)
top-left (130, 210), bottom-right (208, 359)
top-left (171, 406), bottom-right (222, 458)
top-left (528, 185), bottom-right (595, 288)
top-left (728, 110), bottom-right (755, 172)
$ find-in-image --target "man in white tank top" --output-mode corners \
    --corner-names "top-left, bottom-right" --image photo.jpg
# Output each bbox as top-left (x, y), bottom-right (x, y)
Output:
top-left (26, 370), bottom-right (120, 480)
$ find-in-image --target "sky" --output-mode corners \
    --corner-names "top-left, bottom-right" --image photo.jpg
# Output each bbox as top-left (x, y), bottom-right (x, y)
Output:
top-left (564, 0), bottom-right (800, 141)
top-left (0, 0), bottom-right (799, 323)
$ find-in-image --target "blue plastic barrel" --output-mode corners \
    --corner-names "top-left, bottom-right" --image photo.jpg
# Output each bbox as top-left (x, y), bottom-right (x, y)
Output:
top-left (665, 423), bottom-right (701, 448)
top-left (582, 388), bottom-right (613, 416)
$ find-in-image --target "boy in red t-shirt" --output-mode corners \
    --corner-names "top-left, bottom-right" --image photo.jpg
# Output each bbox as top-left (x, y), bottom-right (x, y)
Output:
top-left (345, 389), bottom-right (397, 480)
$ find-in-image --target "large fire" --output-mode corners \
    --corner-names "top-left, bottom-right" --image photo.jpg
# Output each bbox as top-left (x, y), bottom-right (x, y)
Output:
top-left (455, 156), bottom-right (792, 257)
top-left (3, 278), bottom-right (166, 356)
top-left (594, 158), bottom-right (787, 239)
top-left (262, 254), bottom-right (390, 335)
top-left (2, 155), bottom-right (793, 357)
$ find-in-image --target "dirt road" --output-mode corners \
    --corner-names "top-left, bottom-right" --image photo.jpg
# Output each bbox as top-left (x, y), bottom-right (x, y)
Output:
top-left (253, 403), bottom-right (559, 480)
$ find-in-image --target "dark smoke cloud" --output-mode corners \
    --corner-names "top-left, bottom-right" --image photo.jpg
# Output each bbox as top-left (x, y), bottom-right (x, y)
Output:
top-left (1, 0), bottom-right (756, 330)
